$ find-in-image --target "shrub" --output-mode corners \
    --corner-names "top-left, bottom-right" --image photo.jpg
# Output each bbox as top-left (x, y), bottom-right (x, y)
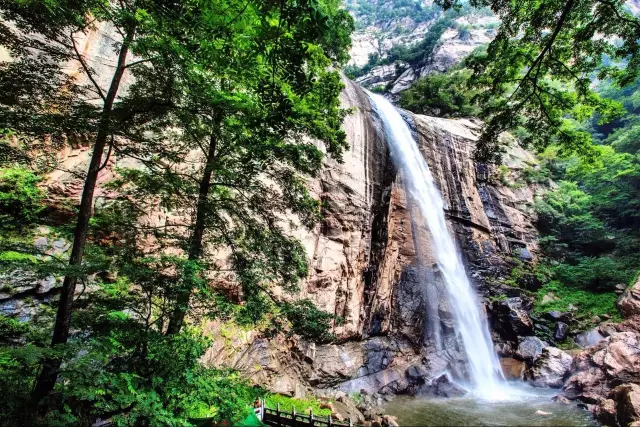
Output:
top-left (0, 167), bottom-right (45, 227)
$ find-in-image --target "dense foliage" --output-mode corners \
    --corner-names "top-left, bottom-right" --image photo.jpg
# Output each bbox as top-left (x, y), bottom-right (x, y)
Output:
top-left (527, 80), bottom-right (640, 326)
top-left (398, 63), bottom-right (480, 117)
top-left (436, 0), bottom-right (640, 162)
top-left (0, 0), bottom-right (353, 425)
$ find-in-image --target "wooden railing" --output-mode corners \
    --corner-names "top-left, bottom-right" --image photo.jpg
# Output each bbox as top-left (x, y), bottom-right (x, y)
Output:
top-left (93, 399), bottom-right (355, 427)
top-left (257, 400), bottom-right (354, 427)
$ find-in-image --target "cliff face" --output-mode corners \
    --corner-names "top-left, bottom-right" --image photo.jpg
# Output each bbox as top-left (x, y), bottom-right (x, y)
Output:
top-left (200, 79), bottom-right (539, 396)
top-left (0, 74), bottom-right (537, 396)
top-left (0, 21), bottom-right (540, 395)
top-left (346, 0), bottom-right (499, 94)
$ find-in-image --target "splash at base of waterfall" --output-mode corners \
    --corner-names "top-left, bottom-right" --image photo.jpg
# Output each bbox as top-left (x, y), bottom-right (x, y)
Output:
top-left (368, 92), bottom-right (508, 401)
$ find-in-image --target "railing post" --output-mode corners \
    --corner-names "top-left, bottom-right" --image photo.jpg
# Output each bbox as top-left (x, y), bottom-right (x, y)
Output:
top-left (328, 414), bottom-right (332, 427)
top-left (348, 417), bottom-right (352, 427)
top-left (277, 403), bottom-right (281, 427)
top-left (310, 408), bottom-right (314, 427)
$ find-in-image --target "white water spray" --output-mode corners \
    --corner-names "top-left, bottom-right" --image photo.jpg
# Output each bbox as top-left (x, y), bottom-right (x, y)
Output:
top-left (369, 92), bottom-right (507, 400)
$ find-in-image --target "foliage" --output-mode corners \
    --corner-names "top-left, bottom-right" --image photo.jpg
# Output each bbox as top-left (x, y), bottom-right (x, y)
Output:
top-left (533, 280), bottom-right (620, 323)
top-left (0, 0), bottom-right (354, 422)
top-left (265, 394), bottom-right (332, 417)
top-left (528, 80), bottom-right (640, 324)
top-left (399, 68), bottom-right (480, 117)
top-left (436, 0), bottom-right (640, 162)
top-left (0, 167), bottom-right (44, 227)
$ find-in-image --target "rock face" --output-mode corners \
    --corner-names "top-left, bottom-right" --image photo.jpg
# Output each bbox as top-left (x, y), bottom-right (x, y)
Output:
top-left (346, 2), bottom-right (500, 93)
top-left (197, 83), bottom-right (540, 394)
top-left (0, 25), bottom-right (540, 395)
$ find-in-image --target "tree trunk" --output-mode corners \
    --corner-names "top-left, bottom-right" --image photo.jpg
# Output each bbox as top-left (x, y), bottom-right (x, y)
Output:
top-left (166, 132), bottom-right (217, 335)
top-left (33, 26), bottom-right (136, 401)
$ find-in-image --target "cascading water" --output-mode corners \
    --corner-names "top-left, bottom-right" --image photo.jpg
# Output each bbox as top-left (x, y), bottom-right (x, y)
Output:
top-left (368, 92), bottom-right (507, 400)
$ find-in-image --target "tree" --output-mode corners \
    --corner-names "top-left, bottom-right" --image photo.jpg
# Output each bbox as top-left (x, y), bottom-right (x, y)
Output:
top-left (109, 0), bottom-right (353, 336)
top-left (0, 0), bottom-right (200, 401)
top-left (399, 68), bottom-right (479, 117)
top-left (1, 0), bottom-right (354, 417)
top-left (436, 0), bottom-right (640, 162)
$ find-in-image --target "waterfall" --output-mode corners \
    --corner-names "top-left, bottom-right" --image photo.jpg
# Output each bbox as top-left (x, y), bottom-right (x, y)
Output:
top-left (368, 92), bottom-right (507, 400)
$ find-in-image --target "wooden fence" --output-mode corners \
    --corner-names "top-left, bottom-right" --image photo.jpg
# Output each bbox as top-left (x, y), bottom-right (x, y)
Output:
top-left (258, 400), bottom-right (354, 427)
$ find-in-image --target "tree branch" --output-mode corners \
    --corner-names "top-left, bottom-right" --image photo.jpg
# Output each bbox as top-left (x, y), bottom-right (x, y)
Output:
top-left (71, 34), bottom-right (106, 102)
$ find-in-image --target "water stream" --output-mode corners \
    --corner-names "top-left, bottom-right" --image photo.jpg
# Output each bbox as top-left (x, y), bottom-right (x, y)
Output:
top-left (368, 93), bottom-right (506, 400)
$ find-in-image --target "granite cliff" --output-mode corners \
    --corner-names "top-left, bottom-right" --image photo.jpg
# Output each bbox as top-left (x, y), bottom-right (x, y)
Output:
top-left (198, 78), bottom-right (540, 397)
top-left (0, 73), bottom-right (541, 397)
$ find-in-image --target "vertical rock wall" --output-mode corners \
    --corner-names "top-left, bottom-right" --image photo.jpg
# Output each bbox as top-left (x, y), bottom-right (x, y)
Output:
top-left (205, 81), bottom-right (540, 396)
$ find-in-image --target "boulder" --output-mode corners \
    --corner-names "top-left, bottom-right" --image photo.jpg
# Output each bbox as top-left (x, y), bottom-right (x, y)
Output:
top-left (619, 277), bottom-right (640, 318)
top-left (331, 400), bottom-right (365, 423)
top-left (500, 357), bottom-right (525, 380)
top-left (490, 297), bottom-right (534, 341)
top-left (594, 398), bottom-right (617, 426)
top-left (418, 374), bottom-right (467, 398)
top-left (554, 322), bottom-right (570, 341)
top-left (575, 328), bottom-right (606, 348)
top-left (611, 384), bottom-right (640, 427)
top-left (564, 331), bottom-right (640, 423)
top-left (527, 347), bottom-right (573, 388)
top-left (516, 336), bottom-right (547, 362)
top-left (405, 364), bottom-right (429, 382)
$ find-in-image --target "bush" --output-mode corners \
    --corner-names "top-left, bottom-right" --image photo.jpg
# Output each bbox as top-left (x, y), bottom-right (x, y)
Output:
top-left (0, 167), bottom-right (45, 227)
top-left (265, 394), bottom-right (332, 417)
top-left (553, 257), bottom-right (636, 292)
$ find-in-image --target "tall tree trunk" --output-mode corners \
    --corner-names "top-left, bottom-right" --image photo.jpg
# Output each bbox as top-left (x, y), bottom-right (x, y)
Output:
top-left (166, 132), bottom-right (217, 335)
top-left (33, 26), bottom-right (136, 401)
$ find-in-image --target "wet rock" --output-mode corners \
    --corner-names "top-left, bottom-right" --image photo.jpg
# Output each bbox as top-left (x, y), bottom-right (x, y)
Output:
top-left (527, 347), bottom-right (573, 388)
top-left (500, 357), bottom-right (525, 380)
top-left (516, 336), bottom-right (547, 362)
top-left (419, 374), bottom-right (467, 398)
top-left (405, 364), bottom-right (429, 382)
top-left (491, 297), bottom-right (534, 341)
top-left (554, 322), bottom-right (569, 341)
top-left (495, 341), bottom-right (515, 357)
top-left (575, 329), bottom-right (606, 348)
top-left (552, 395), bottom-right (572, 404)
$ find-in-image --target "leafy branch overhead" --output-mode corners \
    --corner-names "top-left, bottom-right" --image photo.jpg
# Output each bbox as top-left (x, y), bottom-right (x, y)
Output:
top-left (437, 0), bottom-right (640, 162)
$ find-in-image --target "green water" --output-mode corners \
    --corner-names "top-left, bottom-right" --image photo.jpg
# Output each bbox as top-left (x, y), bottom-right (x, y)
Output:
top-left (382, 387), bottom-right (596, 426)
